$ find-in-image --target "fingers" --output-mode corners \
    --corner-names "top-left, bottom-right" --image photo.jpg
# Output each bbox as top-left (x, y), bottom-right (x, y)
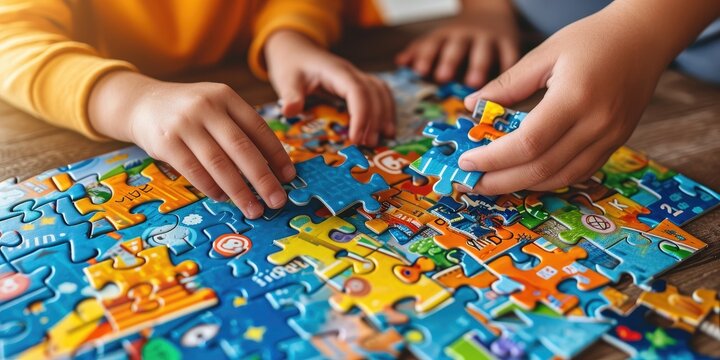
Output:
top-left (273, 71), bottom-right (306, 118)
top-left (377, 78), bottom-right (396, 138)
top-left (319, 70), bottom-right (373, 145)
top-left (465, 36), bottom-right (494, 88)
top-left (497, 39), bottom-right (520, 73)
top-left (408, 36), bottom-right (444, 76)
top-left (459, 90), bottom-right (574, 173)
top-left (469, 120), bottom-right (599, 194)
top-left (464, 48), bottom-right (554, 110)
top-left (362, 77), bottom-right (382, 147)
top-left (205, 116), bottom-right (288, 212)
top-left (225, 91), bottom-right (296, 183)
top-left (435, 36), bottom-right (471, 83)
top-left (181, 126), bottom-right (264, 219)
top-left (161, 138), bottom-right (224, 201)
top-left (527, 141), bottom-right (619, 192)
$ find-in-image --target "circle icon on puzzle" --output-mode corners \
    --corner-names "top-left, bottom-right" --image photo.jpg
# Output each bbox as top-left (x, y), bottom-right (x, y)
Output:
top-left (581, 214), bottom-right (616, 234)
top-left (213, 234), bottom-right (252, 257)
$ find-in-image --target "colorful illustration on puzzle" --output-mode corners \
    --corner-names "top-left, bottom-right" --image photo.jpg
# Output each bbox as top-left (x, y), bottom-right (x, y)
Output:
top-left (1, 68), bottom-right (718, 359)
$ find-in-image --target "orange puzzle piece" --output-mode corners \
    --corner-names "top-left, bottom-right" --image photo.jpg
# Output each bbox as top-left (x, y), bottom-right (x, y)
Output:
top-left (639, 282), bottom-right (719, 332)
top-left (74, 162), bottom-right (201, 230)
top-left (487, 242), bottom-right (610, 314)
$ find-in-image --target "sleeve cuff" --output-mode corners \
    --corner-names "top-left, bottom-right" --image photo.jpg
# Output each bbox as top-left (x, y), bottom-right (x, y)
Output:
top-left (31, 48), bottom-right (137, 141)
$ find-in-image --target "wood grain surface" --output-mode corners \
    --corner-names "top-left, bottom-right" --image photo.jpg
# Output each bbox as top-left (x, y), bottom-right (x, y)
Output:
top-left (0, 19), bottom-right (718, 359)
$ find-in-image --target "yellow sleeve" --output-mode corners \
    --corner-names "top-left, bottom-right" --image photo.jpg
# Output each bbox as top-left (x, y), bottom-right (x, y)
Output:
top-left (0, 0), bottom-right (137, 140)
top-left (249, 0), bottom-right (343, 79)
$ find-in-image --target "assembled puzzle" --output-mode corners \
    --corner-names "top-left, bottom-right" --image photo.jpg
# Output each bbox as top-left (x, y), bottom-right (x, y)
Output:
top-left (1, 68), bottom-right (719, 359)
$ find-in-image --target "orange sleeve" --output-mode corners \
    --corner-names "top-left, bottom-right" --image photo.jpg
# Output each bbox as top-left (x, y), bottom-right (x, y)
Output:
top-left (0, 0), bottom-right (137, 140)
top-left (249, 0), bottom-right (343, 79)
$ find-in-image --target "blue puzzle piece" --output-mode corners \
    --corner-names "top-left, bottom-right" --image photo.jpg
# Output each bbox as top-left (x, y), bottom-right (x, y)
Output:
top-left (167, 291), bottom-right (300, 360)
top-left (436, 82), bottom-right (475, 100)
top-left (634, 172), bottom-right (720, 227)
top-left (58, 146), bottom-right (150, 181)
top-left (410, 119), bottom-right (488, 195)
top-left (497, 310), bottom-right (612, 360)
top-left (397, 287), bottom-right (497, 360)
top-left (462, 194), bottom-right (520, 225)
top-left (289, 146), bottom-right (389, 215)
top-left (593, 229), bottom-right (682, 288)
top-left (0, 202), bottom-right (109, 263)
top-left (601, 305), bottom-right (713, 359)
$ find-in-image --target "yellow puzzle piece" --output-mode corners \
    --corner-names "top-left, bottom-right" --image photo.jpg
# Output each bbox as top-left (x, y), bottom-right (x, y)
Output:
top-left (268, 215), bottom-right (383, 280)
top-left (84, 239), bottom-right (217, 331)
top-left (330, 248), bottom-right (452, 322)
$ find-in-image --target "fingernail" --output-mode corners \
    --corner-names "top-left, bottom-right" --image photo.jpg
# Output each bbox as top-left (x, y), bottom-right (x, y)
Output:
top-left (244, 202), bottom-right (263, 219)
top-left (269, 190), bottom-right (287, 208)
top-left (216, 193), bottom-right (229, 202)
top-left (282, 165), bottom-right (296, 181)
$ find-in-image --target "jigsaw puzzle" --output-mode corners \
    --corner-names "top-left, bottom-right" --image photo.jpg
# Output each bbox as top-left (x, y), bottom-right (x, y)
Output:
top-left (0, 68), bottom-right (718, 359)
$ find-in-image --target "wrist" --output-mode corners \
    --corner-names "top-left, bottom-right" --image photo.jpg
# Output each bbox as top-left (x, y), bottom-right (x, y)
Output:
top-left (88, 71), bottom-right (156, 142)
top-left (264, 29), bottom-right (323, 67)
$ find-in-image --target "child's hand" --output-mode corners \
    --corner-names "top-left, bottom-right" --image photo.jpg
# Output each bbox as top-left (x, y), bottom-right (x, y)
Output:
top-left (459, 6), bottom-right (671, 194)
top-left (264, 30), bottom-right (395, 147)
top-left (395, 0), bottom-right (519, 87)
top-left (89, 72), bottom-right (295, 219)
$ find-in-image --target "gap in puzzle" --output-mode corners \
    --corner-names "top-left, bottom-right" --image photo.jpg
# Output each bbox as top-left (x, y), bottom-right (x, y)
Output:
top-left (1, 68), bottom-right (719, 360)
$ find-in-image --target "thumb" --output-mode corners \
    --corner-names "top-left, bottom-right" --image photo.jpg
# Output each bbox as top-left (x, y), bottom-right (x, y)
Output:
top-left (273, 72), bottom-right (306, 117)
top-left (464, 49), bottom-right (554, 110)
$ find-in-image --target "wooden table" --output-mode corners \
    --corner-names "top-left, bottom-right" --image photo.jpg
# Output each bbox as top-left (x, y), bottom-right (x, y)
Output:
top-left (1, 20), bottom-right (718, 359)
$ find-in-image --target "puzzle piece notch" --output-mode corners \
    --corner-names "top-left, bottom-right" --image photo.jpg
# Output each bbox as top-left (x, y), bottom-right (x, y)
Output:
top-left (289, 146), bottom-right (390, 215)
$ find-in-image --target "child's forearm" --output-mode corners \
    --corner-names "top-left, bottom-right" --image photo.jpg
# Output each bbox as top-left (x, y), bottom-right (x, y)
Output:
top-left (606, 0), bottom-right (720, 63)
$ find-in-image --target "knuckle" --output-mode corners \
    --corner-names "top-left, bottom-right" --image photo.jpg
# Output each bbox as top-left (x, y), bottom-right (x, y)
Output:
top-left (519, 132), bottom-right (543, 158)
top-left (528, 161), bottom-right (553, 182)
top-left (228, 135), bottom-right (254, 154)
top-left (228, 185), bottom-right (253, 204)
top-left (557, 171), bottom-right (579, 187)
top-left (206, 154), bottom-right (229, 171)
top-left (495, 71), bottom-right (513, 89)
top-left (204, 82), bottom-right (234, 97)
top-left (253, 170), bottom-right (279, 191)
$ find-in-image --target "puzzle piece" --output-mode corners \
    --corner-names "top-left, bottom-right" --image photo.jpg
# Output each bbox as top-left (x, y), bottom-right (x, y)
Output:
top-left (471, 99), bottom-right (527, 134)
top-left (0, 201), bottom-right (114, 263)
top-left (410, 118), bottom-right (489, 195)
top-left (597, 146), bottom-right (677, 197)
top-left (330, 248), bottom-right (452, 328)
top-left (638, 280), bottom-right (719, 333)
top-left (84, 241), bottom-right (217, 331)
top-left (167, 291), bottom-right (299, 360)
top-left (397, 287), bottom-right (498, 360)
top-left (495, 309), bottom-right (612, 360)
top-left (359, 188), bottom-right (436, 239)
top-left (74, 162), bottom-right (202, 230)
top-left (268, 215), bottom-right (382, 280)
top-left (290, 146), bottom-right (389, 215)
top-left (601, 305), bottom-right (711, 359)
top-left (486, 241), bottom-right (610, 314)
top-left (635, 172), bottom-right (720, 227)
top-left (268, 284), bottom-right (403, 359)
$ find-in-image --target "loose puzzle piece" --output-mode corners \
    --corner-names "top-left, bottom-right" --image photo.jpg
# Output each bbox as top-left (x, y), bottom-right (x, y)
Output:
top-left (290, 146), bottom-right (389, 215)
top-left (410, 119), bottom-right (488, 195)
